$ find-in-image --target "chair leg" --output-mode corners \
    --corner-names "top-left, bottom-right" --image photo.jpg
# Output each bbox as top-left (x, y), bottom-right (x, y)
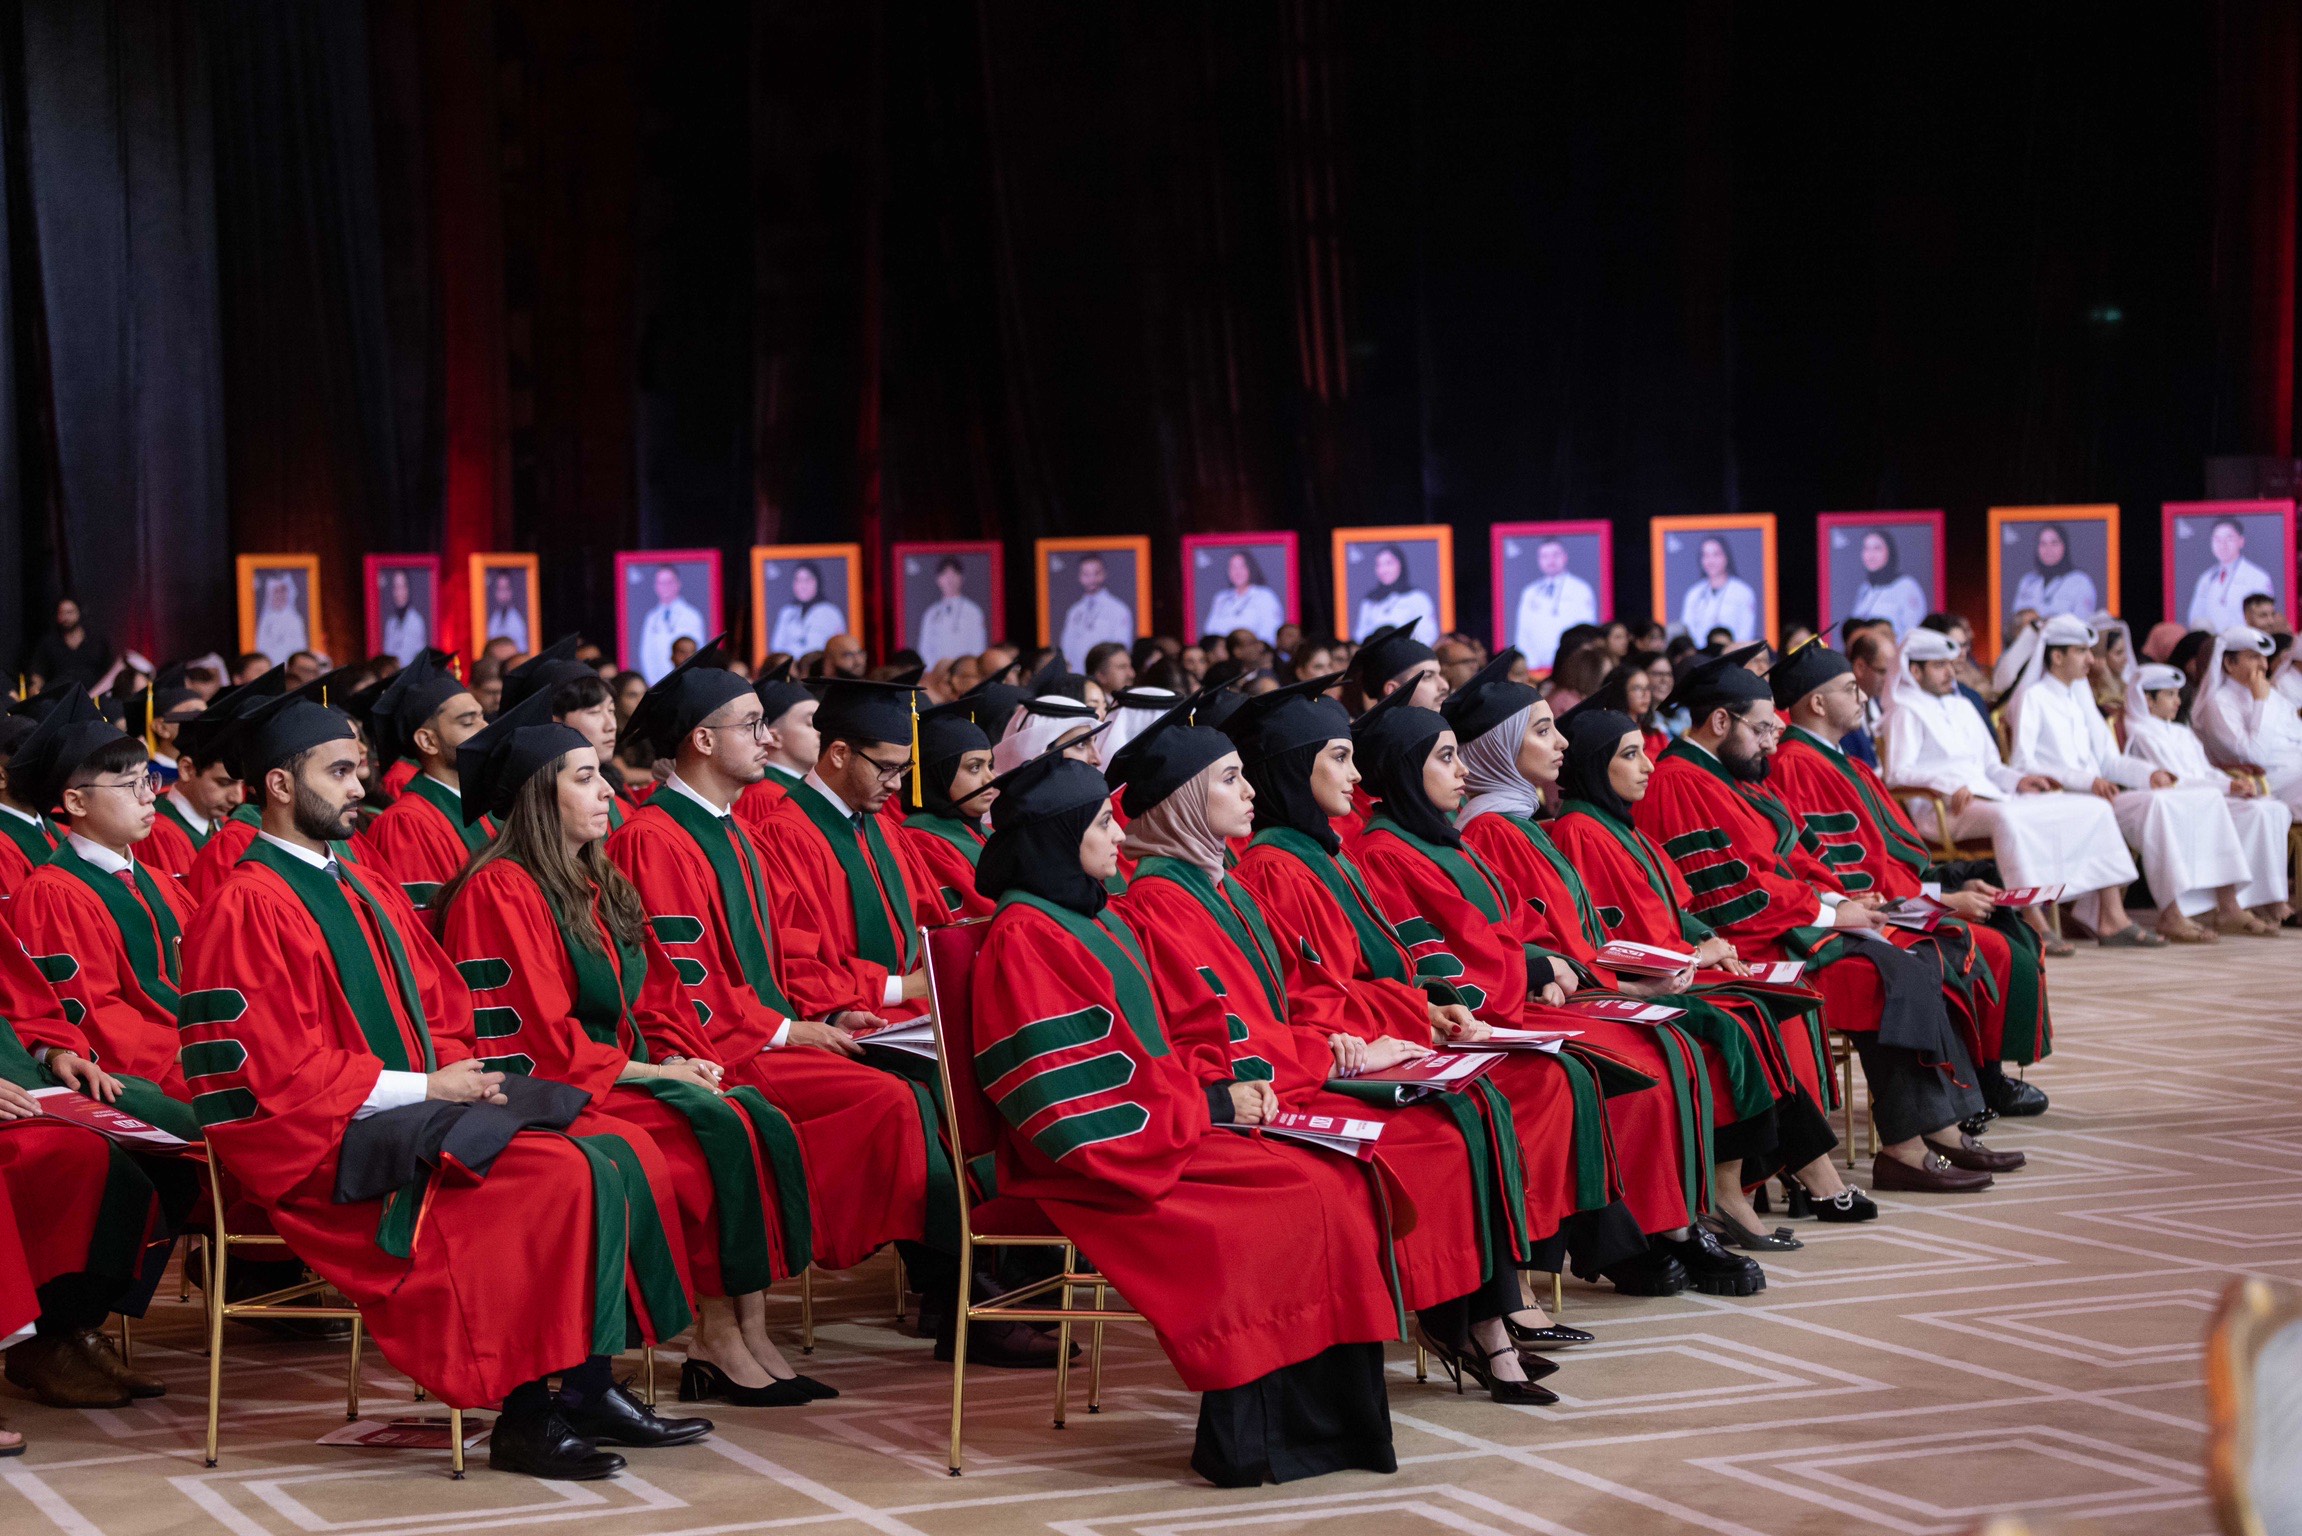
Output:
top-left (413, 1382), bottom-right (426, 1402)
top-left (1552, 1269), bottom-right (1564, 1315)
top-left (1086, 1281), bottom-right (1107, 1414)
top-left (204, 1228), bottom-right (229, 1467)
top-left (946, 1241), bottom-right (973, 1476)
top-left (179, 1236), bottom-right (194, 1303)
top-left (117, 1312), bottom-right (132, 1368)
top-left (1840, 1042), bottom-right (1856, 1169)
top-left (891, 1250), bottom-right (907, 1326)
top-left (1414, 1343), bottom-right (1428, 1383)
top-left (1052, 1254), bottom-right (1075, 1429)
top-left (449, 1407), bottom-right (465, 1479)
top-left (346, 1314), bottom-right (364, 1420)
top-left (799, 1266), bottom-right (815, 1354)
top-left (642, 1344), bottom-right (656, 1408)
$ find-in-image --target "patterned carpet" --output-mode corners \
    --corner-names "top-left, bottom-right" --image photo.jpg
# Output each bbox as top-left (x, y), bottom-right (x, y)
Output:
top-left (4, 939), bottom-right (2295, 1536)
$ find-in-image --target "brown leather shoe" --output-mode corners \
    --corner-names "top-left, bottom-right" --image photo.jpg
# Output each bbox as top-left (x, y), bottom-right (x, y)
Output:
top-left (3, 1336), bottom-right (131, 1408)
top-left (76, 1329), bottom-right (166, 1399)
top-left (1871, 1151), bottom-right (1992, 1194)
top-left (1923, 1134), bottom-right (2026, 1173)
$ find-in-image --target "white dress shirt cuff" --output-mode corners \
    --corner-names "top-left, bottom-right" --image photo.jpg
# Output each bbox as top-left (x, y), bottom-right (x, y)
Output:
top-left (881, 975), bottom-right (906, 1008)
top-left (763, 1019), bottom-right (792, 1051)
top-left (1920, 881), bottom-right (1943, 899)
top-left (355, 1070), bottom-right (429, 1120)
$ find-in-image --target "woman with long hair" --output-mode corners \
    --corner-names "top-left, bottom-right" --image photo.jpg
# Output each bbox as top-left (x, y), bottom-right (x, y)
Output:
top-left (438, 694), bottom-right (828, 1407)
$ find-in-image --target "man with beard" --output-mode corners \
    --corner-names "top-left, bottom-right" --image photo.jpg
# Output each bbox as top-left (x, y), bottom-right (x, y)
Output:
top-left (1635, 654), bottom-right (2011, 1195)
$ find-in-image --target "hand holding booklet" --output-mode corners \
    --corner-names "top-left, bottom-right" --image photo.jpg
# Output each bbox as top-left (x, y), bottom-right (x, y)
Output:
top-left (1988, 885), bottom-right (2063, 909)
top-left (29, 1087), bottom-right (192, 1151)
top-left (1593, 939), bottom-right (1697, 975)
top-left (852, 1018), bottom-right (937, 1060)
top-left (1223, 1109), bottom-right (1385, 1161)
top-left (1325, 1049), bottom-right (1504, 1104)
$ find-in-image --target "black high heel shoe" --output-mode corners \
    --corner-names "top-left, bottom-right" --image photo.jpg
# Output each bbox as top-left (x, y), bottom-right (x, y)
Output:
top-left (678, 1358), bottom-right (814, 1407)
top-left (1504, 1317), bottom-right (1595, 1349)
top-left (1418, 1328), bottom-right (1560, 1405)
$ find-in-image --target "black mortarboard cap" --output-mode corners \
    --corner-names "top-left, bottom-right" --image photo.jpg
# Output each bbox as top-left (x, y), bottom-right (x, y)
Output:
top-left (1663, 650), bottom-right (1774, 718)
top-left (1348, 622), bottom-right (1436, 692)
top-left (624, 635), bottom-right (753, 758)
top-left (367, 651), bottom-right (471, 769)
top-left (984, 751), bottom-right (1112, 832)
top-left (957, 666), bottom-right (1033, 738)
top-left (8, 681), bottom-right (77, 721)
top-left (754, 656), bottom-right (813, 723)
top-left (1724, 639), bottom-right (1773, 672)
top-left (177, 670), bottom-right (287, 769)
top-left (1439, 649), bottom-right (1539, 744)
top-left (12, 689), bottom-right (129, 811)
top-left (232, 691), bottom-right (358, 782)
top-left (500, 633), bottom-right (595, 714)
top-left (1348, 680), bottom-right (1447, 770)
top-left (811, 676), bottom-right (921, 748)
top-left (1103, 690), bottom-right (1238, 819)
top-left (455, 685), bottom-right (589, 826)
top-left (1219, 670), bottom-right (1350, 762)
top-left (1768, 638), bottom-right (1853, 709)
top-left (916, 696), bottom-right (990, 765)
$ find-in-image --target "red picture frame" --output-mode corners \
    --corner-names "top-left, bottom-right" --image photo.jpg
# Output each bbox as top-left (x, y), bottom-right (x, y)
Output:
top-left (2161, 499), bottom-right (2296, 631)
top-left (1814, 511), bottom-right (1946, 635)
top-left (890, 540), bottom-right (1006, 662)
top-left (614, 548), bottom-right (724, 680)
top-left (361, 554), bottom-right (443, 662)
top-left (1489, 520), bottom-right (1613, 664)
top-left (1179, 532), bottom-right (1300, 643)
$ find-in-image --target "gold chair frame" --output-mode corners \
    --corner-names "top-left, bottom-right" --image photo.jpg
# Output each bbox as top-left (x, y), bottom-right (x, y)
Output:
top-left (2205, 1275), bottom-right (2302, 1536)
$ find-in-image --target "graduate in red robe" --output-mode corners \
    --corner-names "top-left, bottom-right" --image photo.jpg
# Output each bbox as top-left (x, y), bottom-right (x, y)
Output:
top-left (500, 636), bottom-right (643, 832)
top-left (355, 652), bottom-right (493, 915)
top-left (1449, 663), bottom-right (1881, 1248)
top-left (970, 750), bottom-right (1401, 1484)
top-left (8, 693), bottom-right (198, 1099)
top-left (1602, 654), bottom-right (2014, 1197)
top-left (1341, 683), bottom-right (1774, 1297)
top-left (179, 690), bottom-right (713, 1479)
top-left (603, 644), bottom-right (1046, 1365)
top-left (732, 662), bottom-right (816, 833)
top-left (0, 713), bottom-right (61, 898)
top-left (898, 699), bottom-right (998, 920)
top-left (1766, 640), bottom-right (2052, 1115)
top-left (438, 688), bottom-right (830, 1406)
top-left (1109, 694), bottom-right (1578, 1402)
top-left (1333, 625), bottom-right (1453, 849)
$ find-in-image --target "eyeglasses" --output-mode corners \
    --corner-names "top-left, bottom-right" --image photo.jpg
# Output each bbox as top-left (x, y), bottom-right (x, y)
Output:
top-left (856, 751), bottom-right (912, 783)
top-left (86, 773), bottom-right (159, 800)
top-left (1738, 715), bottom-right (1783, 740)
top-left (702, 715), bottom-right (770, 742)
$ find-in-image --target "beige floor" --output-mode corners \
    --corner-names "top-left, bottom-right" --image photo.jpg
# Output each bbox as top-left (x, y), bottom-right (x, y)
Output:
top-left (5, 939), bottom-right (2296, 1536)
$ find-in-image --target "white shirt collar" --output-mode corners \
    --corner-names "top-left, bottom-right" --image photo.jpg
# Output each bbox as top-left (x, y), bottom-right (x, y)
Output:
top-left (801, 770), bottom-right (863, 823)
top-left (417, 772), bottom-right (461, 806)
top-left (165, 787), bottom-right (208, 831)
top-left (256, 830), bottom-right (336, 872)
top-left (663, 772), bottom-right (731, 819)
top-left (0, 803), bottom-right (38, 827)
top-left (65, 832), bottom-right (133, 875)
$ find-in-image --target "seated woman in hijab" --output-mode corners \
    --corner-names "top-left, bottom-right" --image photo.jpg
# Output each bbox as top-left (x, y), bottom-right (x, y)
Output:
top-left (2125, 663), bottom-right (2292, 928)
top-left (437, 692), bottom-right (825, 1408)
top-left (967, 751), bottom-right (1402, 1487)
top-left (1342, 686), bottom-right (1769, 1299)
top-left (898, 700), bottom-right (1001, 920)
top-left (1108, 693), bottom-right (1580, 1404)
top-left (1447, 655), bottom-right (1876, 1249)
top-left (1221, 678), bottom-right (1700, 1301)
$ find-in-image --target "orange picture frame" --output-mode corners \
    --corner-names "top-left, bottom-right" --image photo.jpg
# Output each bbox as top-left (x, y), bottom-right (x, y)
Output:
top-left (1034, 536), bottom-right (1153, 653)
top-left (468, 552), bottom-right (541, 660)
top-left (1332, 525), bottom-right (1455, 641)
top-left (235, 553), bottom-right (324, 664)
top-left (750, 543), bottom-right (865, 669)
top-left (1985, 503), bottom-right (2120, 660)
top-left (1650, 514), bottom-right (1778, 645)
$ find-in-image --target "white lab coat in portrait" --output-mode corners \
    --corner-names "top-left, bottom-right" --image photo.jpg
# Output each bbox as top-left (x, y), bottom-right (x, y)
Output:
top-left (381, 608), bottom-right (428, 667)
top-left (1850, 575), bottom-right (1927, 639)
top-left (1355, 589), bottom-right (1438, 645)
top-left (485, 606), bottom-right (529, 654)
top-left (1678, 577), bottom-right (1758, 643)
top-left (2010, 569), bottom-right (2097, 622)
top-left (1203, 585), bottom-right (1285, 645)
top-left (770, 603), bottom-right (845, 659)
top-left (2187, 555), bottom-right (2274, 632)
top-left (255, 608), bottom-right (308, 665)
top-left (2009, 675), bottom-right (2245, 917)
top-left (1881, 678), bottom-right (2136, 896)
top-left (1513, 573), bottom-right (1598, 670)
top-left (1060, 590), bottom-right (1135, 671)
top-left (639, 598), bottom-right (707, 683)
top-left (915, 595), bottom-right (988, 666)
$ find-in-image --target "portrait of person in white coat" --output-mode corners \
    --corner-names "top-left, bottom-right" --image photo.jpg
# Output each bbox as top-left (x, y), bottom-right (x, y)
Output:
top-left (766, 561), bottom-right (847, 659)
top-left (1199, 549), bottom-right (1286, 645)
top-left (2125, 662), bottom-right (2291, 927)
top-left (912, 556), bottom-right (989, 666)
top-left (1677, 535), bottom-right (1759, 643)
top-left (2007, 521), bottom-right (2098, 623)
top-left (1056, 552), bottom-right (1136, 670)
top-left (1511, 537), bottom-right (1599, 669)
top-left (2182, 517), bottom-right (2276, 633)
top-left (634, 562), bottom-right (707, 683)
top-left (2007, 616), bottom-right (2268, 942)
top-left (1351, 542), bottom-right (1439, 644)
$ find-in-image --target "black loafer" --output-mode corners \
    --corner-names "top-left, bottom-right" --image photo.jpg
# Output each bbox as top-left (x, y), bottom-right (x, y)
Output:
top-left (488, 1408), bottom-right (626, 1481)
top-left (1986, 1075), bottom-right (2049, 1117)
top-left (1660, 1228), bottom-right (1766, 1296)
top-left (563, 1383), bottom-right (713, 1447)
top-left (1601, 1245), bottom-right (1689, 1297)
top-left (1808, 1188), bottom-right (1878, 1223)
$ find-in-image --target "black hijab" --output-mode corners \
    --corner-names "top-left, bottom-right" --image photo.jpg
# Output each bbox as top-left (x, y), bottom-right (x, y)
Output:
top-left (2032, 522), bottom-right (2073, 579)
top-left (1557, 706), bottom-right (1641, 824)
top-left (1858, 528), bottom-right (1904, 587)
top-left (1351, 693), bottom-right (1459, 847)
top-left (1229, 677), bottom-right (1353, 855)
top-left (974, 754), bottom-right (1114, 915)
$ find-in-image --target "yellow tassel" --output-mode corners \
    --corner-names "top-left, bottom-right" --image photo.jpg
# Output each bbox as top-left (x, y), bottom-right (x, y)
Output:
top-left (909, 690), bottom-right (922, 808)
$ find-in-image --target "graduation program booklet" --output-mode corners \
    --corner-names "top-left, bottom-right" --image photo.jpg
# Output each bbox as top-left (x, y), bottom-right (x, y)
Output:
top-left (1223, 1110), bottom-right (1385, 1161)
top-left (1325, 1049), bottom-right (1504, 1104)
top-left (30, 1087), bottom-right (193, 1151)
top-left (1559, 995), bottom-right (1687, 1023)
top-left (1444, 1026), bottom-right (1579, 1053)
top-left (1989, 885), bottom-right (2064, 909)
top-left (1693, 959), bottom-right (1808, 991)
top-left (1593, 939), bottom-right (1697, 976)
top-left (852, 1018), bottom-right (937, 1059)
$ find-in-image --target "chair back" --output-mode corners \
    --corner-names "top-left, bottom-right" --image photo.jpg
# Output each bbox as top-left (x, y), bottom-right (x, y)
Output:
top-left (2207, 1275), bottom-right (2302, 1536)
top-left (924, 917), bottom-right (1003, 1174)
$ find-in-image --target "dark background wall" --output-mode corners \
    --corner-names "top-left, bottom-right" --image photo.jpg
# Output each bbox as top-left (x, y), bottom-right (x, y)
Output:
top-left (1, 0), bottom-right (2296, 666)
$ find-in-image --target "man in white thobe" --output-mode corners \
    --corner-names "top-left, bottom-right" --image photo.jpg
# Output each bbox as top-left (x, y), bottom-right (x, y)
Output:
top-left (1881, 624), bottom-right (2150, 945)
top-left (2194, 625), bottom-right (2302, 817)
top-left (2009, 618), bottom-right (2252, 941)
top-left (2186, 519), bottom-right (2276, 633)
top-left (1512, 540), bottom-right (1599, 670)
top-left (1058, 556), bottom-right (1134, 671)
top-left (2125, 663), bottom-right (2290, 927)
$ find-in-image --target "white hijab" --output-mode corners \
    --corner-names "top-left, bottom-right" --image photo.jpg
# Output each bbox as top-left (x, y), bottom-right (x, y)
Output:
top-left (1456, 700), bottom-right (1542, 830)
top-left (1122, 756), bottom-right (1232, 879)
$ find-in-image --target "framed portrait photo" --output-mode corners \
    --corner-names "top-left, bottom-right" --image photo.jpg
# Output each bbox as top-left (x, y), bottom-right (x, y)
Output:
top-left (616, 548), bottom-right (723, 684)
top-left (469, 553), bottom-right (541, 660)
top-left (1985, 504), bottom-right (2119, 659)
top-left (1333, 525), bottom-right (1454, 645)
top-left (2162, 499), bottom-right (2294, 633)
top-left (1036, 536), bottom-right (1151, 671)
top-left (1491, 520), bottom-right (1611, 670)
top-left (751, 543), bottom-right (862, 671)
top-left (236, 553), bottom-right (324, 666)
top-left (892, 541), bottom-right (1004, 667)
top-left (1815, 511), bottom-right (1944, 640)
top-left (1181, 533), bottom-right (1298, 647)
top-left (362, 554), bottom-right (442, 668)
top-left (1651, 514), bottom-right (1777, 645)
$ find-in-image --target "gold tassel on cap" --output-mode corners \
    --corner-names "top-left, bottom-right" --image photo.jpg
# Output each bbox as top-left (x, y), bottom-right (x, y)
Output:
top-left (909, 689), bottom-right (922, 808)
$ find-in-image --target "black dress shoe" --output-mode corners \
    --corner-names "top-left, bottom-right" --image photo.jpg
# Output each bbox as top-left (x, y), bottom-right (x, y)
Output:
top-left (1600, 1245), bottom-right (1689, 1297)
top-left (791, 1375), bottom-right (839, 1400)
top-left (1504, 1319), bottom-right (1595, 1348)
top-left (933, 1317), bottom-right (1069, 1368)
top-left (678, 1359), bottom-right (813, 1407)
top-left (488, 1408), bottom-right (626, 1481)
top-left (562, 1383), bottom-right (713, 1447)
top-left (1781, 1179), bottom-right (1815, 1219)
top-left (1807, 1188), bottom-right (1878, 1223)
top-left (1985, 1075), bottom-right (2048, 1117)
top-left (1658, 1228), bottom-right (1766, 1296)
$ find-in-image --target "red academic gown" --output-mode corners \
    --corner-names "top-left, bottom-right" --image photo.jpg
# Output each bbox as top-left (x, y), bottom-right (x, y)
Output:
top-left (1114, 864), bottom-right (1493, 1311)
top-left (440, 859), bottom-right (810, 1296)
top-left (1351, 818), bottom-right (1705, 1237)
top-left (138, 809), bottom-right (200, 883)
top-left (750, 784), bottom-right (945, 1022)
top-left (185, 814), bottom-right (260, 907)
top-left (11, 846), bottom-right (197, 1099)
top-left (1228, 832), bottom-right (1601, 1245)
top-left (0, 810), bottom-right (58, 900)
top-left (732, 766), bottom-right (801, 836)
top-left (970, 895), bottom-right (1400, 1390)
top-left (605, 795), bottom-right (933, 1270)
top-left (899, 814), bottom-right (995, 921)
top-left (1770, 728), bottom-right (2048, 1066)
top-left (178, 847), bottom-right (693, 1408)
top-left (358, 776), bottom-right (490, 916)
top-left (379, 757), bottom-right (418, 801)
